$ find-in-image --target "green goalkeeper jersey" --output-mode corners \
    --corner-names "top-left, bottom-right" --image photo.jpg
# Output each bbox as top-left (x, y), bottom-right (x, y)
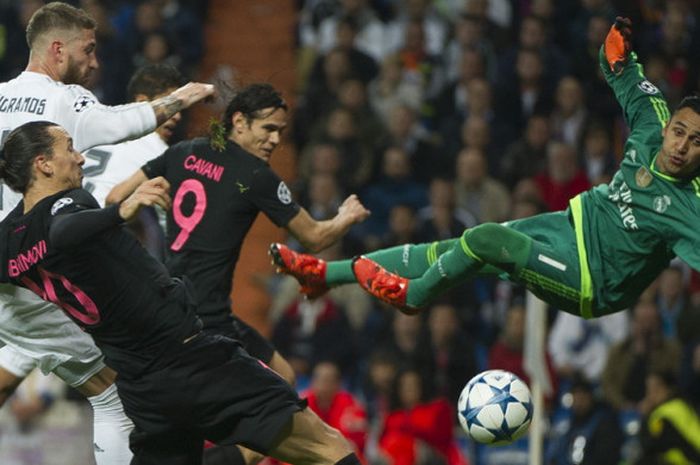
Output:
top-left (571, 47), bottom-right (700, 317)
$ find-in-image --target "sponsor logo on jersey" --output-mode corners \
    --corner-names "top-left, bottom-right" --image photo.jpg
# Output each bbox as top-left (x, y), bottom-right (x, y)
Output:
top-left (653, 195), bottom-right (671, 213)
top-left (608, 174), bottom-right (639, 230)
top-left (236, 181), bottom-right (250, 193)
top-left (637, 80), bottom-right (660, 95)
top-left (635, 166), bottom-right (653, 188)
top-left (626, 148), bottom-right (637, 162)
top-left (277, 181), bottom-right (292, 205)
top-left (51, 197), bottom-right (74, 215)
top-left (73, 94), bottom-right (96, 113)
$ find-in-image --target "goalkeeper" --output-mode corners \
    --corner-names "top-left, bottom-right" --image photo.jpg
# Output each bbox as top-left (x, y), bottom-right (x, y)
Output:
top-left (271, 18), bottom-right (700, 319)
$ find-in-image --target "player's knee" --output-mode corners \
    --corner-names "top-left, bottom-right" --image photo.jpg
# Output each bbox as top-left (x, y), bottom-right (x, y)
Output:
top-left (463, 223), bottom-right (509, 261)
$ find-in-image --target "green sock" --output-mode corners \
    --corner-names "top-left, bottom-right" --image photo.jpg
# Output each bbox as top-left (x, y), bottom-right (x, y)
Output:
top-left (325, 240), bottom-right (459, 286)
top-left (406, 237), bottom-right (483, 307)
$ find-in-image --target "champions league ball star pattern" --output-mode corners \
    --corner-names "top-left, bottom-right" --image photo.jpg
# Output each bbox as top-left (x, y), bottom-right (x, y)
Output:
top-left (457, 370), bottom-right (533, 445)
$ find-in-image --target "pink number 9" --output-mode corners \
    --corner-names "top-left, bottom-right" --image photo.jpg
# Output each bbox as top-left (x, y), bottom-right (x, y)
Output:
top-left (171, 179), bottom-right (207, 251)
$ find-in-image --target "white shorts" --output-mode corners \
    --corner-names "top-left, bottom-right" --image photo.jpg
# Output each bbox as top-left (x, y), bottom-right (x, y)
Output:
top-left (0, 283), bottom-right (104, 387)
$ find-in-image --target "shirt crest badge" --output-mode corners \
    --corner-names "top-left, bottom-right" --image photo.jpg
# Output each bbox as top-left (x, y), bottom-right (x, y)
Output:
top-left (635, 166), bottom-right (653, 188)
top-left (653, 195), bottom-right (671, 213)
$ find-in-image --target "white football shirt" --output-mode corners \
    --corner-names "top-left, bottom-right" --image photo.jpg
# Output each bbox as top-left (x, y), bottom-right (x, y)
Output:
top-left (84, 132), bottom-right (168, 207)
top-left (0, 71), bottom-right (157, 219)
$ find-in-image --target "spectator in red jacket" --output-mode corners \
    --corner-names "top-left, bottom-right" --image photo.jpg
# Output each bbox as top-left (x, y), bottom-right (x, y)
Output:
top-left (534, 141), bottom-right (590, 211)
top-left (379, 367), bottom-right (468, 465)
top-left (303, 361), bottom-right (368, 461)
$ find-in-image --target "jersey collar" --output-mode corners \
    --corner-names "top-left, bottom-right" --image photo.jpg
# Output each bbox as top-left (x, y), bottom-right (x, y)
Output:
top-left (651, 152), bottom-right (700, 197)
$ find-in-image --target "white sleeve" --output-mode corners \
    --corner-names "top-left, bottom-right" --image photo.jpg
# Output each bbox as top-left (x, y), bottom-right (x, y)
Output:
top-left (60, 86), bottom-right (157, 152)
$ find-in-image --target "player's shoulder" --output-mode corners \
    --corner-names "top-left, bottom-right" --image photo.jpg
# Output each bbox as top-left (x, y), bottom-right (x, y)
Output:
top-left (48, 188), bottom-right (99, 215)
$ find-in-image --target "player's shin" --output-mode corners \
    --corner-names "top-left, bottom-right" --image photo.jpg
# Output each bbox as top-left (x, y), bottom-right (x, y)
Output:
top-left (405, 234), bottom-right (483, 308)
top-left (326, 240), bottom-right (459, 285)
top-left (406, 224), bottom-right (532, 307)
top-left (88, 384), bottom-right (134, 465)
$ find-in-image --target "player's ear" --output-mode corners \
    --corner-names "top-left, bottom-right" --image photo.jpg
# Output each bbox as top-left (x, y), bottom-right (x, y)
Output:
top-left (50, 39), bottom-right (66, 63)
top-left (34, 154), bottom-right (53, 177)
top-left (232, 112), bottom-right (248, 132)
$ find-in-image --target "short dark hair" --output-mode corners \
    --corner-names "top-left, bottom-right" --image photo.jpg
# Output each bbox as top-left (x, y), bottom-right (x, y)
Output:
top-left (26, 2), bottom-right (96, 49)
top-left (676, 94), bottom-right (700, 117)
top-left (0, 121), bottom-right (59, 194)
top-left (223, 83), bottom-right (287, 136)
top-left (126, 64), bottom-right (186, 101)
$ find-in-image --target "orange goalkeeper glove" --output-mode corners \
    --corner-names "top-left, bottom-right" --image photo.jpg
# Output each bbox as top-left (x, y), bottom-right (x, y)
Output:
top-left (604, 16), bottom-right (632, 75)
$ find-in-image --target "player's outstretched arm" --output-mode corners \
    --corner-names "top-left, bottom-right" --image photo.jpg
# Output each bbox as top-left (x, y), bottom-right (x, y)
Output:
top-left (600, 16), bottom-right (670, 139)
top-left (49, 183), bottom-right (165, 249)
top-left (105, 169), bottom-right (149, 206)
top-left (286, 194), bottom-right (370, 253)
top-left (70, 82), bottom-right (214, 153)
top-left (150, 82), bottom-right (215, 127)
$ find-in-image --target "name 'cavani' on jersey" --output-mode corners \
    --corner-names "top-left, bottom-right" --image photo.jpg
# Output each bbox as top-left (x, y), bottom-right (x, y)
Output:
top-left (0, 189), bottom-right (201, 379)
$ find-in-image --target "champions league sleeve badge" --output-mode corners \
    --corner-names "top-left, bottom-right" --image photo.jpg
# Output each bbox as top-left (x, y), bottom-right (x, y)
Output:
top-left (51, 197), bottom-right (74, 215)
top-left (73, 94), bottom-right (96, 113)
top-left (277, 181), bottom-right (292, 205)
top-left (637, 80), bottom-right (660, 94)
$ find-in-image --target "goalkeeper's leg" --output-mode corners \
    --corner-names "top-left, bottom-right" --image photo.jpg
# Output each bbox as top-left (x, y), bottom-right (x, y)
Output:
top-left (407, 216), bottom-right (582, 312)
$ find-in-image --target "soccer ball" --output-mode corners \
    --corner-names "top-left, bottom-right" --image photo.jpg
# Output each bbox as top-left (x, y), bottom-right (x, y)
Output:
top-left (457, 369), bottom-right (533, 445)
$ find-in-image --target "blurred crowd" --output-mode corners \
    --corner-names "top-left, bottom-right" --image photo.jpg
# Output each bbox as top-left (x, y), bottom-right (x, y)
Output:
top-left (1, 0), bottom-right (700, 465)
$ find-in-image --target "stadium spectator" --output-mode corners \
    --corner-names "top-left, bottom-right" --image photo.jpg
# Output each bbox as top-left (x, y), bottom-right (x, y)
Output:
top-left (426, 302), bottom-right (478, 402)
top-left (580, 120), bottom-right (616, 185)
top-left (367, 53), bottom-right (422, 127)
top-left (636, 371), bottom-right (700, 465)
top-left (303, 361), bottom-right (368, 460)
top-left (601, 301), bottom-right (682, 411)
top-left (534, 141), bottom-right (590, 211)
top-left (417, 177), bottom-right (477, 242)
top-left (550, 76), bottom-right (589, 148)
top-left (546, 373), bottom-right (623, 465)
top-left (379, 367), bottom-right (467, 465)
top-left (273, 294), bottom-right (356, 379)
top-left (548, 311), bottom-right (629, 383)
top-left (499, 113), bottom-right (551, 188)
top-left (454, 148), bottom-right (511, 223)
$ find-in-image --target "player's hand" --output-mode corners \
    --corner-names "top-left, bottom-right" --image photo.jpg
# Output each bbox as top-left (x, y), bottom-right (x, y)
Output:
top-left (119, 176), bottom-right (171, 221)
top-left (338, 194), bottom-right (370, 224)
top-left (171, 82), bottom-right (216, 108)
top-left (604, 16), bottom-right (632, 75)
